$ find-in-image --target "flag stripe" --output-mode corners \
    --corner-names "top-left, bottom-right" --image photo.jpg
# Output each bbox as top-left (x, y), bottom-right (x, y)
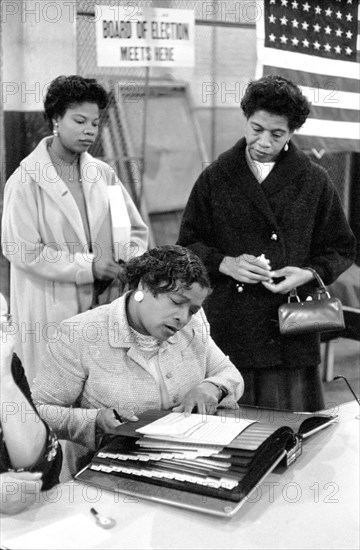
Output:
top-left (308, 106), bottom-right (360, 123)
top-left (294, 136), bottom-right (359, 151)
top-left (297, 119), bottom-right (359, 140)
top-left (260, 48), bottom-right (360, 80)
top-left (300, 87), bottom-right (360, 111)
top-left (263, 65), bottom-right (359, 94)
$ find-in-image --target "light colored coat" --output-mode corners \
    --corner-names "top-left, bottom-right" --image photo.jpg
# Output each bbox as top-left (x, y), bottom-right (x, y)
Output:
top-left (33, 293), bottom-right (244, 475)
top-left (1, 137), bottom-right (148, 382)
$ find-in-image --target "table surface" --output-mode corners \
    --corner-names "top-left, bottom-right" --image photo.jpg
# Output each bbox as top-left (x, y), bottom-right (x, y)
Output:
top-left (1, 401), bottom-right (359, 550)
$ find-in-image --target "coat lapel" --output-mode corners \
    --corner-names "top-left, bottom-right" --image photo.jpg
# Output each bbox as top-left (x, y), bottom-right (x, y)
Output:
top-left (23, 138), bottom-right (87, 246)
top-left (23, 138), bottom-right (110, 247)
top-left (218, 138), bottom-right (306, 228)
top-left (260, 142), bottom-right (308, 198)
top-left (218, 139), bottom-right (279, 228)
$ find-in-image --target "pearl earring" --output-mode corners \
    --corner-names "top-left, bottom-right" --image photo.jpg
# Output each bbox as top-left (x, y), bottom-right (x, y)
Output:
top-left (284, 142), bottom-right (289, 152)
top-left (53, 122), bottom-right (59, 137)
top-left (134, 290), bottom-right (144, 303)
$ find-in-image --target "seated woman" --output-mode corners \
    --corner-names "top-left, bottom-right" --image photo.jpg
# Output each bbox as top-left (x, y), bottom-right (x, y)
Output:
top-left (0, 294), bottom-right (62, 515)
top-left (33, 245), bottom-right (244, 475)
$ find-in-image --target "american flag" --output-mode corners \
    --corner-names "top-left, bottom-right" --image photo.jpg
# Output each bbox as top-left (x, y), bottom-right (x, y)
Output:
top-left (255, 0), bottom-right (360, 153)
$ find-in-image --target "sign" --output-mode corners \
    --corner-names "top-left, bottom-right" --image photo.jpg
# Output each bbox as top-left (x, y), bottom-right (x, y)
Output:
top-left (96, 5), bottom-right (195, 67)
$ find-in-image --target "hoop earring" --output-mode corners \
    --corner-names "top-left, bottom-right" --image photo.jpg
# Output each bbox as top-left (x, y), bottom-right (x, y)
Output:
top-left (134, 290), bottom-right (144, 303)
top-left (284, 142), bottom-right (289, 152)
top-left (53, 122), bottom-right (59, 137)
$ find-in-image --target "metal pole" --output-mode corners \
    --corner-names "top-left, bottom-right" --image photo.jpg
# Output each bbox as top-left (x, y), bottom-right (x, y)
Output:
top-left (211, 10), bottom-right (217, 161)
top-left (140, 66), bottom-right (150, 208)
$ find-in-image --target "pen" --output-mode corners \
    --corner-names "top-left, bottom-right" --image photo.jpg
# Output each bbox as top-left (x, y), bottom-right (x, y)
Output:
top-left (113, 408), bottom-right (126, 423)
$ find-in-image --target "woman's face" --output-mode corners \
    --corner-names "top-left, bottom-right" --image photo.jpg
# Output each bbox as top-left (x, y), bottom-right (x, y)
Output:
top-left (135, 282), bottom-right (210, 342)
top-left (53, 102), bottom-right (100, 155)
top-left (245, 110), bottom-right (293, 163)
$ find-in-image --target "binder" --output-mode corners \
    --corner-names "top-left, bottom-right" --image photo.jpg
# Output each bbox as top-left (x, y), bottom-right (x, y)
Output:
top-left (75, 407), bottom-right (338, 517)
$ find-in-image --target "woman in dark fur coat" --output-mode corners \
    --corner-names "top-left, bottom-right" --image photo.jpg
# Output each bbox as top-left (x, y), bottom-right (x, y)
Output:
top-left (177, 75), bottom-right (355, 411)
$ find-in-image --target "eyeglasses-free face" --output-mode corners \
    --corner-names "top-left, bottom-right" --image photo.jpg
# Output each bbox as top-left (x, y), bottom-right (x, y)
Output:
top-left (129, 282), bottom-right (210, 342)
top-left (245, 110), bottom-right (293, 163)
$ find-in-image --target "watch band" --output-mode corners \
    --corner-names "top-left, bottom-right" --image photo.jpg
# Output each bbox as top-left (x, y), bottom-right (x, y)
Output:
top-left (204, 381), bottom-right (228, 402)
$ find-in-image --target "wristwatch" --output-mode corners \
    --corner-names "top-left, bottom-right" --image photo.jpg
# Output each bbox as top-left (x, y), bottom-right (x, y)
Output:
top-left (205, 381), bottom-right (228, 402)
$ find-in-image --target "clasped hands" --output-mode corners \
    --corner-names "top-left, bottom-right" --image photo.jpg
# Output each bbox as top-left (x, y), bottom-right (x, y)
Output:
top-left (96, 383), bottom-right (221, 435)
top-left (219, 254), bottom-right (313, 294)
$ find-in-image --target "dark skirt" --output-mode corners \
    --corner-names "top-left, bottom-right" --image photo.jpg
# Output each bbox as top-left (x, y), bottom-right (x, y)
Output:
top-left (238, 364), bottom-right (325, 412)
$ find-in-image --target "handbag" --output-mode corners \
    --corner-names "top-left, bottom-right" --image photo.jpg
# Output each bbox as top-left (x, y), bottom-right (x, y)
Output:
top-left (278, 268), bottom-right (345, 335)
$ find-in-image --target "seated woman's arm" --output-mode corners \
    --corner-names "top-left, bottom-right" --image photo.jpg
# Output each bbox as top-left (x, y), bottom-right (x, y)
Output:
top-left (32, 322), bottom-right (100, 451)
top-left (0, 351), bottom-right (62, 489)
top-left (0, 330), bottom-right (62, 515)
top-left (1, 355), bottom-right (47, 470)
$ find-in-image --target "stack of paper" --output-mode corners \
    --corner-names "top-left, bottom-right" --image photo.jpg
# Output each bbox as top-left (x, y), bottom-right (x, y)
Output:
top-left (87, 413), bottom-right (257, 490)
top-left (136, 412), bottom-right (255, 445)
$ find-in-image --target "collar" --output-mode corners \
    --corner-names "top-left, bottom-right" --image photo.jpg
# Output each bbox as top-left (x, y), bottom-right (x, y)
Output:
top-left (245, 146), bottom-right (276, 183)
top-left (108, 292), bottom-right (195, 353)
top-left (20, 136), bottom-right (99, 187)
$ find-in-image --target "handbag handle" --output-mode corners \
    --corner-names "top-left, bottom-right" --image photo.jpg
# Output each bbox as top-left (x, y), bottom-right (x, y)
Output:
top-left (288, 267), bottom-right (331, 302)
top-left (303, 267), bottom-right (327, 290)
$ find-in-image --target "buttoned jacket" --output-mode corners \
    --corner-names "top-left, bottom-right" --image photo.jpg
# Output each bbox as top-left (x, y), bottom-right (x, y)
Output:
top-left (33, 293), bottom-right (243, 458)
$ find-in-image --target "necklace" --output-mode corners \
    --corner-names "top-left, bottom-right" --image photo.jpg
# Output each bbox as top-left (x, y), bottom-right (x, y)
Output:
top-left (48, 143), bottom-right (82, 186)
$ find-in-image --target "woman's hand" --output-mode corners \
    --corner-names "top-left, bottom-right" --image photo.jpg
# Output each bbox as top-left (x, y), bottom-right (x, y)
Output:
top-left (0, 471), bottom-right (43, 515)
top-left (262, 266), bottom-right (314, 294)
top-left (172, 382), bottom-right (220, 417)
top-left (95, 408), bottom-right (139, 434)
top-left (92, 258), bottom-right (122, 281)
top-left (219, 254), bottom-right (272, 284)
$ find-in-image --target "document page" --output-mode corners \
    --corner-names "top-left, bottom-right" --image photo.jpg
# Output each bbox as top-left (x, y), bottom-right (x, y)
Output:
top-left (136, 413), bottom-right (256, 446)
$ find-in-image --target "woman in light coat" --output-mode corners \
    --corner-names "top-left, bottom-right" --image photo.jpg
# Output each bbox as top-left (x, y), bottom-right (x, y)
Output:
top-left (1, 75), bottom-right (148, 382)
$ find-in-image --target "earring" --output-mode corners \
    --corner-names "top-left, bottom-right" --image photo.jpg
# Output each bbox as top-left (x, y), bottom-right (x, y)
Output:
top-left (53, 122), bottom-right (59, 137)
top-left (284, 142), bottom-right (289, 152)
top-left (134, 290), bottom-right (144, 303)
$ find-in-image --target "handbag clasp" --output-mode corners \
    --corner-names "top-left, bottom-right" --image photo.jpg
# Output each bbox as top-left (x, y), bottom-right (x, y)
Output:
top-left (288, 288), bottom-right (300, 303)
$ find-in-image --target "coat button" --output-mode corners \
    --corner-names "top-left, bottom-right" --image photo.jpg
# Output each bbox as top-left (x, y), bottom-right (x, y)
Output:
top-left (165, 372), bottom-right (172, 379)
top-left (271, 232), bottom-right (278, 241)
top-left (173, 394), bottom-right (179, 403)
top-left (236, 283), bottom-right (244, 293)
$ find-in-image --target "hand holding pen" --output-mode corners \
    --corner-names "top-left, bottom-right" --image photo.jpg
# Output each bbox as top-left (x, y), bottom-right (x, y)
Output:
top-left (95, 407), bottom-right (139, 433)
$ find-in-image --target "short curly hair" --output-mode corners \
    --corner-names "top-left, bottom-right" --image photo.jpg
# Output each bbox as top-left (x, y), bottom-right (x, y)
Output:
top-left (240, 75), bottom-right (311, 132)
top-left (44, 75), bottom-right (108, 130)
top-left (124, 245), bottom-right (211, 296)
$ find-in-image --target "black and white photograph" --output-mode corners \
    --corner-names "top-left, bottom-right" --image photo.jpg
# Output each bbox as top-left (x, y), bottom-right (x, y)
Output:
top-left (0, 1), bottom-right (359, 548)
